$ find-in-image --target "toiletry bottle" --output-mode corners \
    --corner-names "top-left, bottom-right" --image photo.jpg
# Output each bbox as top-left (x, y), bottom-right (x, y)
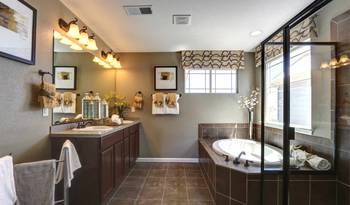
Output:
top-left (93, 93), bottom-right (101, 120)
top-left (82, 93), bottom-right (90, 119)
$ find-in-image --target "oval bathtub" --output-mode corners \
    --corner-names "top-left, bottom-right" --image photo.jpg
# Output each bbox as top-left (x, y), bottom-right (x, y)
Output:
top-left (212, 139), bottom-right (283, 166)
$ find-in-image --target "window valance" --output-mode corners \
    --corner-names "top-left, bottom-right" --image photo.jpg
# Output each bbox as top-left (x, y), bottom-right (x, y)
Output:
top-left (181, 50), bottom-right (245, 70)
top-left (255, 15), bottom-right (318, 67)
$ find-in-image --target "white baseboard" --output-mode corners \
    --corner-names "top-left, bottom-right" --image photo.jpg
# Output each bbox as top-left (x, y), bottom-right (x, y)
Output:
top-left (136, 158), bottom-right (199, 163)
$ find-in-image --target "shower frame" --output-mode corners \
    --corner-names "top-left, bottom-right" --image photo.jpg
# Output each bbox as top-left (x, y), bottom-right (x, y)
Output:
top-left (259, 0), bottom-right (337, 205)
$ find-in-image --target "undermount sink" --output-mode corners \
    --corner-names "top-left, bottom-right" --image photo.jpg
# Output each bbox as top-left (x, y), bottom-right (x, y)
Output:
top-left (72, 126), bottom-right (114, 132)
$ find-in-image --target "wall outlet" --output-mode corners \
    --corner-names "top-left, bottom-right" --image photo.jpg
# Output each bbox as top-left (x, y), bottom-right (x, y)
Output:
top-left (42, 108), bottom-right (49, 117)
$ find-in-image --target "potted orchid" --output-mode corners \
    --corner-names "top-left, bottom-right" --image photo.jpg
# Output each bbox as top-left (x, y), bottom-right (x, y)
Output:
top-left (237, 88), bottom-right (260, 140)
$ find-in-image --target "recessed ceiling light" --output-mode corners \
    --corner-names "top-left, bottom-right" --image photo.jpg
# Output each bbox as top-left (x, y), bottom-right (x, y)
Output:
top-left (250, 30), bottom-right (262, 37)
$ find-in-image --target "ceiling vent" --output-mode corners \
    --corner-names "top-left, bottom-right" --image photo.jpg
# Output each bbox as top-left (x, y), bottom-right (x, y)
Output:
top-left (173, 15), bottom-right (192, 25)
top-left (124, 5), bottom-right (152, 16)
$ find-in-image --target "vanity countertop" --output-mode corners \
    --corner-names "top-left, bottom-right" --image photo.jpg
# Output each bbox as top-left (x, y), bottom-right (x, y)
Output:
top-left (50, 120), bottom-right (140, 138)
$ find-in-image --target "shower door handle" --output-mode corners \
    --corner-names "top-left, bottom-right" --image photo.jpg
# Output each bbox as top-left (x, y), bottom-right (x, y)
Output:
top-left (288, 127), bottom-right (295, 140)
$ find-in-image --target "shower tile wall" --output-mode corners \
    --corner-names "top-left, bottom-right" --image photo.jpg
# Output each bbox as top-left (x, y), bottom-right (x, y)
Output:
top-left (332, 10), bottom-right (350, 205)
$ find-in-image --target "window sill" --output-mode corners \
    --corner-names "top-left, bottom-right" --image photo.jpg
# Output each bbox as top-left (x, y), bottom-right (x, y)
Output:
top-left (265, 122), bottom-right (313, 136)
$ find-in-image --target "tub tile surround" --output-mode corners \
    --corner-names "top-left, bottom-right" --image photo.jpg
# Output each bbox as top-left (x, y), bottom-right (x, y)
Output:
top-left (332, 9), bottom-right (350, 205)
top-left (198, 123), bottom-right (336, 205)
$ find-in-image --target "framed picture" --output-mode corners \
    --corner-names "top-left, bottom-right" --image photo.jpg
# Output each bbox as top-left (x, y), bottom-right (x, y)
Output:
top-left (154, 66), bottom-right (177, 90)
top-left (0, 0), bottom-right (37, 65)
top-left (54, 66), bottom-right (77, 90)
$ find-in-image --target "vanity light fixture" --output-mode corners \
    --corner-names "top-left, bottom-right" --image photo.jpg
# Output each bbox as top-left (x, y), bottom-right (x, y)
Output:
top-left (53, 31), bottom-right (62, 40)
top-left (58, 18), bottom-right (80, 39)
top-left (59, 36), bottom-right (73, 45)
top-left (320, 54), bottom-right (350, 69)
top-left (86, 34), bottom-right (98, 50)
top-left (78, 26), bottom-right (89, 45)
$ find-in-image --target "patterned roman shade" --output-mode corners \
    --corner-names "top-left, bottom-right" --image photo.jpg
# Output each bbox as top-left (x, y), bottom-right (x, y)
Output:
top-left (255, 15), bottom-right (318, 67)
top-left (181, 50), bottom-right (245, 70)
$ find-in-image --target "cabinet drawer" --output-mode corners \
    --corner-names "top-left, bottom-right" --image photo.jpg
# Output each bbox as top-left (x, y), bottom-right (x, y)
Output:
top-left (102, 131), bottom-right (123, 151)
top-left (130, 124), bottom-right (139, 133)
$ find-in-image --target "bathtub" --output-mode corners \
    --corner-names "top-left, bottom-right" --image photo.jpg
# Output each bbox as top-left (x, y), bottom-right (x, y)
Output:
top-left (212, 138), bottom-right (283, 166)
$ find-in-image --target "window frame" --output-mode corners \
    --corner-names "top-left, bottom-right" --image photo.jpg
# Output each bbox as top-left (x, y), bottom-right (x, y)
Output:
top-left (184, 69), bottom-right (238, 94)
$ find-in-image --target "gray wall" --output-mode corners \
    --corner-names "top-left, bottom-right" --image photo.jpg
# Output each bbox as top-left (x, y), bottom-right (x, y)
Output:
top-left (117, 52), bottom-right (256, 158)
top-left (0, 0), bottom-right (112, 163)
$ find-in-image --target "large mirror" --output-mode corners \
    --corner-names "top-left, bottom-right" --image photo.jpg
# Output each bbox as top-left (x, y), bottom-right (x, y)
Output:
top-left (52, 31), bottom-right (116, 125)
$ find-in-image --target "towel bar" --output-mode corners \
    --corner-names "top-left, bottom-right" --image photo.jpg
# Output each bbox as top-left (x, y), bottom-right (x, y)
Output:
top-left (54, 148), bottom-right (69, 205)
top-left (151, 93), bottom-right (182, 97)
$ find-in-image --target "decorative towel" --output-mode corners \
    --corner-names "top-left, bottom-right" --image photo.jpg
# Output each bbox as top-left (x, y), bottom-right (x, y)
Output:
top-left (152, 93), bottom-right (166, 114)
top-left (290, 147), bottom-right (331, 170)
top-left (165, 93), bottom-right (180, 114)
top-left (154, 93), bottom-right (165, 107)
top-left (53, 92), bottom-right (77, 114)
top-left (166, 93), bottom-right (178, 108)
top-left (55, 140), bottom-right (82, 188)
top-left (42, 82), bottom-right (56, 96)
top-left (0, 156), bottom-right (17, 205)
top-left (307, 155), bottom-right (331, 171)
top-left (14, 160), bottom-right (56, 205)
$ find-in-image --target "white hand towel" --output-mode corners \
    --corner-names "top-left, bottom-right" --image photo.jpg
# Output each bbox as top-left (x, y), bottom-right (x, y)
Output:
top-left (55, 140), bottom-right (82, 187)
top-left (165, 94), bottom-right (180, 115)
top-left (152, 94), bottom-right (166, 114)
top-left (0, 156), bottom-right (17, 205)
top-left (307, 155), bottom-right (331, 171)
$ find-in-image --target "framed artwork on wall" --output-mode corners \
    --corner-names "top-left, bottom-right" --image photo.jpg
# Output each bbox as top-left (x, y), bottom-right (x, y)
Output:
top-left (54, 66), bottom-right (77, 90)
top-left (0, 0), bottom-right (37, 65)
top-left (154, 66), bottom-right (177, 90)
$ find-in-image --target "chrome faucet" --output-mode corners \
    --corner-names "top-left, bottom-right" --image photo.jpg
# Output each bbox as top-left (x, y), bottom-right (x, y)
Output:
top-left (77, 121), bottom-right (92, 129)
top-left (233, 151), bottom-right (246, 164)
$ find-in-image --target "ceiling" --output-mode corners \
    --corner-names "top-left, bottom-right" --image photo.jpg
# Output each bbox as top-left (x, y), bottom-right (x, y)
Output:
top-left (59, 0), bottom-right (314, 52)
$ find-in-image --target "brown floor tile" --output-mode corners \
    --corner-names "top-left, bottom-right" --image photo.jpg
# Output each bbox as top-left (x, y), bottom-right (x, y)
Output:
top-left (186, 170), bottom-right (203, 178)
top-left (151, 163), bottom-right (169, 169)
top-left (188, 188), bottom-right (212, 201)
top-left (129, 169), bottom-right (149, 177)
top-left (167, 169), bottom-right (186, 177)
top-left (135, 199), bottom-right (162, 205)
top-left (163, 199), bottom-right (188, 205)
top-left (166, 177), bottom-right (187, 187)
top-left (149, 169), bottom-right (167, 177)
top-left (134, 163), bottom-right (153, 170)
top-left (168, 163), bottom-right (185, 169)
top-left (122, 177), bottom-right (146, 187)
top-left (115, 186), bottom-right (141, 200)
top-left (188, 200), bottom-right (214, 205)
top-left (164, 186), bottom-right (188, 200)
top-left (186, 177), bottom-right (207, 187)
top-left (144, 177), bottom-right (165, 188)
top-left (109, 199), bottom-right (135, 205)
top-left (138, 187), bottom-right (164, 200)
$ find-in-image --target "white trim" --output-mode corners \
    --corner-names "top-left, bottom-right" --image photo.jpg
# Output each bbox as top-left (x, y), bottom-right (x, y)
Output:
top-left (136, 158), bottom-right (199, 163)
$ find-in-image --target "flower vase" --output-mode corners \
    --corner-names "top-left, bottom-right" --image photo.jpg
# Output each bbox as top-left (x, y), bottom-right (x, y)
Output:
top-left (248, 110), bottom-right (254, 140)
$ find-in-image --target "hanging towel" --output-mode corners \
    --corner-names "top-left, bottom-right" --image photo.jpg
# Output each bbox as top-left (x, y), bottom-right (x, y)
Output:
top-left (152, 93), bottom-right (166, 114)
top-left (55, 140), bottom-right (82, 187)
top-left (307, 155), bottom-right (331, 171)
top-left (0, 156), bottom-right (17, 205)
top-left (53, 92), bottom-right (77, 114)
top-left (14, 160), bottom-right (56, 205)
top-left (165, 93), bottom-right (180, 114)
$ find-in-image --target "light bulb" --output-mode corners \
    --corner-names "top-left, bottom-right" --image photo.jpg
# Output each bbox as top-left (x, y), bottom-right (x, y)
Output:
top-left (78, 31), bottom-right (89, 45)
top-left (67, 22), bottom-right (80, 39)
top-left (53, 31), bottom-right (62, 39)
top-left (329, 58), bottom-right (338, 68)
top-left (87, 37), bottom-right (98, 50)
top-left (114, 59), bottom-right (121, 68)
top-left (98, 60), bottom-right (105, 66)
top-left (103, 64), bottom-right (112, 69)
top-left (339, 54), bottom-right (350, 65)
top-left (106, 53), bottom-right (114, 63)
top-left (60, 37), bottom-right (73, 45)
top-left (93, 56), bottom-right (100, 63)
top-left (70, 43), bottom-right (83, 50)
top-left (320, 62), bottom-right (330, 69)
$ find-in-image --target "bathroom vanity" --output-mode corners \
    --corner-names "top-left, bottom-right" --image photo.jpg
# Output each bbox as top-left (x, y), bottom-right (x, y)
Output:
top-left (50, 121), bottom-right (140, 205)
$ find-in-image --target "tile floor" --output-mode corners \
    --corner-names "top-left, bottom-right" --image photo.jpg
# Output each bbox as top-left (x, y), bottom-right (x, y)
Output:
top-left (108, 162), bottom-right (214, 205)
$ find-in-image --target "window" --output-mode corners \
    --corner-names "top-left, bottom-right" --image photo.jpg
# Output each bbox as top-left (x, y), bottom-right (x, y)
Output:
top-left (185, 69), bottom-right (237, 93)
top-left (265, 45), bottom-right (312, 129)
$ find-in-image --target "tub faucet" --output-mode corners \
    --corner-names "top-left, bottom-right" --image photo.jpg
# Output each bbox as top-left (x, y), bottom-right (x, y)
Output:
top-left (233, 151), bottom-right (246, 164)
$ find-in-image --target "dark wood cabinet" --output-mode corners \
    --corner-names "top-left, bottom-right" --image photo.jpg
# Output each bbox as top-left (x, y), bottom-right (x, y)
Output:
top-left (101, 146), bottom-right (114, 201)
top-left (114, 140), bottom-right (124, 187)
top-left (50, 123), bottom-right (140, 205)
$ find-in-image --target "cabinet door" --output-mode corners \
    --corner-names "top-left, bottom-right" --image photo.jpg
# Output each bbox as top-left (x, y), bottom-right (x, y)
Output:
top-left (101, 146), bottom-right (114, 201)
top-left (124, 136), bottom-right (130, 174)
top-left (129, 133), bottom-right (135, 168)
top-left (114, 140), bottom-right (124, 188)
